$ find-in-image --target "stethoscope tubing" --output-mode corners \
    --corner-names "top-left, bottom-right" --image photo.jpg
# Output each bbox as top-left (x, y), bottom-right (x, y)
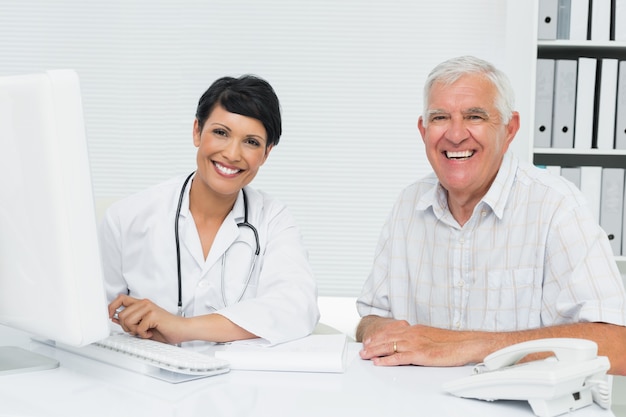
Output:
top-left (175, 171), bottom-right (260, 315)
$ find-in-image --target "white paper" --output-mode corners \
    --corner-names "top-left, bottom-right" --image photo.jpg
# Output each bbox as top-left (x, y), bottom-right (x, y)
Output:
top-left (212, 334), bottom-right (348, 373)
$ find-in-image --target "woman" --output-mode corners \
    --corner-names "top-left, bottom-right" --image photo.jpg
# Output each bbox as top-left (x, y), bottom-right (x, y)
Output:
top-left (100, 75), bottom-right (319, 346)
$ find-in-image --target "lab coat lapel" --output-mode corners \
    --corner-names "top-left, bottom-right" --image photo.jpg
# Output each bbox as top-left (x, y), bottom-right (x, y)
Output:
top-left (204, 217), bottom-right (238, 272)
top-left (180, 209), bottom-right (204, 269)
top-left (202, 191), bottom-right (245, 274)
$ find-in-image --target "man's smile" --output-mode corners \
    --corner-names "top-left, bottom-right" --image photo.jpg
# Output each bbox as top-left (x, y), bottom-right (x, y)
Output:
top-left (445, 150), bottom-right (475, 160)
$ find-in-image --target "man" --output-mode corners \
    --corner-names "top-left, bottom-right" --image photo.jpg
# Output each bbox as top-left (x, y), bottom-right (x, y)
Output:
top-left (356, 56), bottom-right (626, 375)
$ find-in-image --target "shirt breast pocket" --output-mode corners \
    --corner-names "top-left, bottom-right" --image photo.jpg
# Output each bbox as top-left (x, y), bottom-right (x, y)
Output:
top-left (476, 268), bottom-right (542, 331)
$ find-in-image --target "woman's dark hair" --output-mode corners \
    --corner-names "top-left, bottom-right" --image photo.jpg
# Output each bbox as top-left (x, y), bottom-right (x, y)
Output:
top-left (195, 75), bottom-right (282, 147)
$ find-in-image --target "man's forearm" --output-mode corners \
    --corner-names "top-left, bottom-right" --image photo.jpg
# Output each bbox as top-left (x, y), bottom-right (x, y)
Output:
top-left (358, 319), bottom-right (626, 375)
top-left (488, 322), bottom-right (626, 375)
top-left (442, 323), bottom-right (626, 375)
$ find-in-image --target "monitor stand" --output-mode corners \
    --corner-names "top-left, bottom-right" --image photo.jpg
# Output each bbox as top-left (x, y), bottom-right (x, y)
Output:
top-left (0, 346), bottom-right (59, 375)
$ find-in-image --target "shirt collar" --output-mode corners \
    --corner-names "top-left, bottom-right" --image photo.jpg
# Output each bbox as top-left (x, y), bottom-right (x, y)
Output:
top-left (482, 151), bottom-right (517, 219)
top-left (416, 151), bottom-right (518, 221)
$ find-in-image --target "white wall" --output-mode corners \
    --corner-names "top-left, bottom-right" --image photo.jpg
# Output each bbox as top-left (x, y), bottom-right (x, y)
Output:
top-left (0, 0), bottom-right (529, 296)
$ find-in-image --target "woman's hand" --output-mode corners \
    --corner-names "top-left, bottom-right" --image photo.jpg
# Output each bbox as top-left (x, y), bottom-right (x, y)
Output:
top-left (108, 294), bottom-right (185, 344)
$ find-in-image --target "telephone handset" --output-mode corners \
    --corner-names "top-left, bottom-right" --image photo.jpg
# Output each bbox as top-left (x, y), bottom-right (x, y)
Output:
top-left (442, 338), bottom-right (611, 417)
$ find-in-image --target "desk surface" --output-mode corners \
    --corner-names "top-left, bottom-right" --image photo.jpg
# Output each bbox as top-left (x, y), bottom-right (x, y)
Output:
top-left (0, 325), bottom-right (615, 417)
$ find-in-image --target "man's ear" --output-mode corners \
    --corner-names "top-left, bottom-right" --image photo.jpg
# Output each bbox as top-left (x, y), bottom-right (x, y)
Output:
top-left (417, 116), bottom-right (426, 143)
top-left (502, 111), bottom-right (520, 152)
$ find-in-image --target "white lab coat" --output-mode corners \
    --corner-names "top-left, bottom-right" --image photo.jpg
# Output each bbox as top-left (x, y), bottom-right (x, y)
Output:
top-left (98, 173), bottom-right (320, 345)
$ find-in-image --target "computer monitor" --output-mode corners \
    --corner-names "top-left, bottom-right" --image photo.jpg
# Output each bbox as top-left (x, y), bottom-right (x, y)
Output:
top-left (0, 70), bottom-right (110, 374)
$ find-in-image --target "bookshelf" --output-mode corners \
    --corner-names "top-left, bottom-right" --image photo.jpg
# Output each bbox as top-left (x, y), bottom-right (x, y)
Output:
top-left (529, 1), bottom-right (626, 273)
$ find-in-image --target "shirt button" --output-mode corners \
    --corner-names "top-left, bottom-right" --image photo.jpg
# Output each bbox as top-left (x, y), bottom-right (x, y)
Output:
top-left (458, 280), bottom-right (465, 287)
top-left (481, 210), bottom-right (487, 217)
top-left (459, 238), bottom-right (465, 244)
top-left (454, 321), bottom-right (461, 328)
top-left (198, 280), bottom-right (208, 288)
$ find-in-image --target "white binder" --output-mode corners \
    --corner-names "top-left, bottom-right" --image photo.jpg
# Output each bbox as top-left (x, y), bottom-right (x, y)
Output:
top-left (573, 57), bottom-right (596, 150)
top-left (569, 0), bottom-right (590, 40)
top-left (556, 0), bottom-right (572, 39)
top-left (546, 165), bottom-right (562, 176)
top-left (600, 168), bottom-right (625, 256)
top-left (623, 177), bottom-right (626, 256)
top-left (617, 0), bottom-right (626, 41)
top-left (538, 0), bottom-right (559, 39)
top-left (552, 59), bottom-right (578, 149)
top-left (580, 166), bottom-right (603, 223)
top-left (561, 166), bottom-right (581, 189)
top-left (597, 59), bottom-right (618, 150)
top-left (616, 61), bottom-right (626, 150)
top-left (590, 0), bottom-right (611, 40)
top-left (535, 59), bottom-right (556, 148)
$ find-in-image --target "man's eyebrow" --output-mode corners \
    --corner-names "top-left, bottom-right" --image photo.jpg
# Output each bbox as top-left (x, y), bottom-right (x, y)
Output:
top-left (426, 109), bottom-right (449, 118)
top-left (463, 107), bottom-right (490, 117)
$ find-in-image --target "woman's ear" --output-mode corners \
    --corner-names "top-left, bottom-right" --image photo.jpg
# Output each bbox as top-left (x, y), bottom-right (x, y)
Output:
top-left (261, 144), bottom-right (274, 165)
top-left (193, 119), bottom-right (202, 147)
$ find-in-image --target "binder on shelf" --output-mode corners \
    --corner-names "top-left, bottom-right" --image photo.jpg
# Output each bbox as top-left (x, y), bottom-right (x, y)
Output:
top-left (617, 0), bottom-right (626, 41)
top-left (557, 0), bottom-right (572, 39)
top-left (623, 178), bottom-right (626, 256)
top-left (552, 59), bottom-right (578, 149)
top-left (574, 57), bottom-right (597, 150)
top-left (560, 166), bottom-right (581, 189)
top-left (569, 0), bottom-right (590, 40)
top-left (600, 168), bottom-right (625, 256)
top-left (596, 59), bottom-right (619, 150)
top-left (535, 59), bottom-right (555, 148)
top-left (623, 180), bottom-right (626, 256)
top-left (546, 165), bottom-right (562, 176)
top-left (616, 61), bottom-right (626, 150)
top-left (538, 0), bottom-right (559, 39)
top-left (590, 0), bottom-right (611, 41)
top-left (580, 166), bottom-right (603, 223)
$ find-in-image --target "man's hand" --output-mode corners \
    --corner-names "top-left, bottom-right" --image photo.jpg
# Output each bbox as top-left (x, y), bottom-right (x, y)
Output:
top-left (356, 315), bottom-right (409, 342)
top-left (359, 322), bottom-right (487, 367)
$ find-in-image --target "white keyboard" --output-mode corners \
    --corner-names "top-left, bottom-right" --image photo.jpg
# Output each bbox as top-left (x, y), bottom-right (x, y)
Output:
top-left (49, 333), bottom-right (230, 383)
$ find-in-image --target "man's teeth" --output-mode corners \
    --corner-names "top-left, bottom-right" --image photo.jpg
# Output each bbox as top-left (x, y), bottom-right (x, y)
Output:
top-left (215, 162), bottom-right (240, 175)
top-left (446, 150), bottom-right (474, 159)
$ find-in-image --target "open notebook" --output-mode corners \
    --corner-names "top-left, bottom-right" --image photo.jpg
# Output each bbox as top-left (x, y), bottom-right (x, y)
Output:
top-left (211, 334), bottom-right (349, 373)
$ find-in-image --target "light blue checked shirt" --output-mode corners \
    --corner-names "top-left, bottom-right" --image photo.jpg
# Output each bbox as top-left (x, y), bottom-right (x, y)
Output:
top-left (357, 152), bottom-right (626, 331)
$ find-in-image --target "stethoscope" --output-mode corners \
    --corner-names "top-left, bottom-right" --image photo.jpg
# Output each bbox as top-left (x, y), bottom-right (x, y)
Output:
top-left (174, 171), bottom-right (260, 316)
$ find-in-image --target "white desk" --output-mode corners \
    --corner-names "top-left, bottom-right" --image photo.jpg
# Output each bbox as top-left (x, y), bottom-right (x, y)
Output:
top-left (0, 325), bottom-right (615, 417)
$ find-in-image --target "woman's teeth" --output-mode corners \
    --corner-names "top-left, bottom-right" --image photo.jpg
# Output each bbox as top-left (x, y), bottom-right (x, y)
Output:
top-left (215, 162), bottom-right (240, 175)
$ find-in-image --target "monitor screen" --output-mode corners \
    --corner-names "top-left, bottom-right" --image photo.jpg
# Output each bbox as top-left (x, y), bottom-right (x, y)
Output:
top-left (0, 70), bottom-right (110, 373)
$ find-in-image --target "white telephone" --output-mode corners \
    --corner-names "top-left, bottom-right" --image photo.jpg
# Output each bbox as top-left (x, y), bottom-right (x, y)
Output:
top-left (442, 338), bottom-right (611, 417)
